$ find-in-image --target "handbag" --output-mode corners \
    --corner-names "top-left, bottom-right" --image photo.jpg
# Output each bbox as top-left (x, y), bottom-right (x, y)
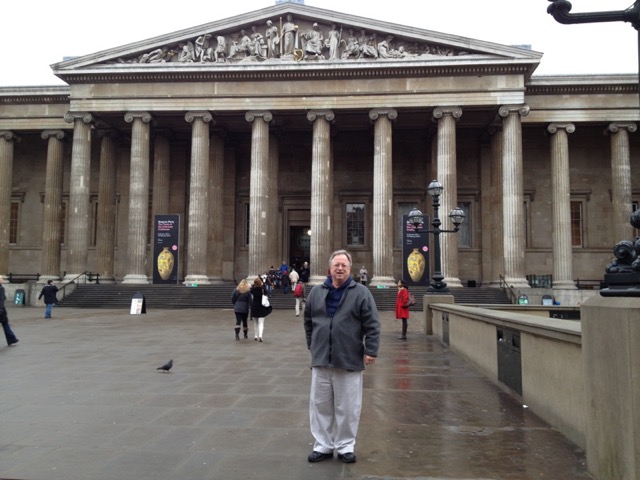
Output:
top-left (261, 295), bottom-right (270, 308)
top-left (403, 292), bottom-right (416, 308)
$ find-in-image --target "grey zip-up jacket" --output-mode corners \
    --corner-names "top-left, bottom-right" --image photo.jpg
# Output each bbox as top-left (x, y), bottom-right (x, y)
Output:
top-left (304, 277), bottom-right (380, 371)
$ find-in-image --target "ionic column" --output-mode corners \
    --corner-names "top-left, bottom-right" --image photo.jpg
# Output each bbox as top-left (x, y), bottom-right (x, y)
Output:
top-left (606, 122), bottom-right (637, 242)
top-left (0, 131), bottom-right (19, 278)
top-left (152, 131), bottom-right (171, 217)
top-left (40, 130), bottom-right (66, 282)
top-left (184, 111), bottom-right (213, 285)
top-left (548, 123), bottom-right (577, 290)
top-left (122, 112), bottom-right (152, 284)
top-left (489, 129), bottom-right (504, 287)
top-left (433, 107), bottom-right (463, 289)
top-left (268, 133), bottom-right (280, 268)
top-left (63, 113), bottom-right (93, 282)
top-left (479, 136), bottom-right (492, 286)
top-left (245, 111), bottom-right (272, 279)
top-left (95, 130), bottom-right (118, 284)
top-left (307, 110), bottom-right (334, 285)
top-left (499, 105), bottom-right (530, 289)
top-left (369, 108), bottom-right (397, 287)
top-left (207, 132), bottom-right (225, 283)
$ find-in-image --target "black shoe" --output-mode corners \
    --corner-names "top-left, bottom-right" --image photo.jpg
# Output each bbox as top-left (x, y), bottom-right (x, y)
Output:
top-left (338, 452), bottom-right (356, 463)
top-left (397, 335), bottom-right (407, 340)
top-left (8, 339), bottom-right (19, 346)
top-left (308, 451), bottom-right (333, 463)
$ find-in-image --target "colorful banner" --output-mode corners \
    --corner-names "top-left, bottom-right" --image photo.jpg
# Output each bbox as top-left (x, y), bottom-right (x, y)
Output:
top-left (402, 214), bottom-right (430, 286)
top-left (153, 215), bottom-right (180, 284)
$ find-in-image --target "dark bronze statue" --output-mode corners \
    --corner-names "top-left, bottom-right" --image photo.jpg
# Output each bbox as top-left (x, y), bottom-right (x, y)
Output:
top-left (601, 209), bottom-right (640, 296)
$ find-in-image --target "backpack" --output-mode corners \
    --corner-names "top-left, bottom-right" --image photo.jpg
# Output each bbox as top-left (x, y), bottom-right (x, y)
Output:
top-left (294, 283), bottom-right (304, 298)
top-left (404, 292), bottom-right (416, 308)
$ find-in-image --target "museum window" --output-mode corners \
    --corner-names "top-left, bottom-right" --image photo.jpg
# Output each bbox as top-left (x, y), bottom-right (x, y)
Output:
top-left (346, 203), bottom-right (365, 246)
top-left (570, 200), bottom-right (584, 247)
top-left (9, 201), bottom-right (19, 245)
top-left (457, 202), bottom-right (472, 248)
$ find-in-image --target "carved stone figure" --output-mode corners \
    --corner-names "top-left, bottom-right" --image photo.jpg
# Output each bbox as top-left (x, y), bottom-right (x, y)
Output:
top-left (281, 14), bottom-right (296, 56)
top-left (358, 30), bottom-right (378, 59)
top-left (178, 41), bottom-right (195, 63)
top-left (214, 36), bottom-right (227, 62)
top-left (195, 34), bottom-right (212, 62)
top-left (266, 20), bottom-right (280, 58)
top-left (250, 25), bottom-right (266, 58)
top-left (378, 35), bottom-right (404, 59)
top-left (229, 29), bottom-right (252, 59)
top-left (302, 23), bottom-right (324, 59)
top-left (327, 24), bottom-right (341, 60)
top-left (341, 29), bottom-right (359, 59)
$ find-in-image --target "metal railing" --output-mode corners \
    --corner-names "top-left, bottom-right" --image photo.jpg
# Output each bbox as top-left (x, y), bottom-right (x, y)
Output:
top-left (58, 271), bottom-right (100, 298)
top-left (499, 275), bottom-right (518, 304)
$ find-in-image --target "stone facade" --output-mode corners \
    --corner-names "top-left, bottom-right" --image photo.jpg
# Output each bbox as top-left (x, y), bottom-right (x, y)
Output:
top-left (0, 3), bottom-right (638, 296)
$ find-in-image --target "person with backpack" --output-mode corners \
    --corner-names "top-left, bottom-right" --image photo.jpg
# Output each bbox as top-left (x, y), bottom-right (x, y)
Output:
top-left (395, 279), bottom-right (412, 340)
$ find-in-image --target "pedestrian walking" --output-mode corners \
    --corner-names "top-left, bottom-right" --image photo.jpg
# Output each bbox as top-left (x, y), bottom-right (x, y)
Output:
top-left (231, 279), bottom-right (251, 340)
top-left (38, 279), bottom-right (59, 319)
top-left (395, 279), bottom-right (410, 339)
top-left (0, 277), bottom-right (19, 346)
top-left (250, 276), bottom-right (272, 342)
top-left (304, 249), bottom-right (380, 464)
top-left (359, 266), bottom-right (368, 286)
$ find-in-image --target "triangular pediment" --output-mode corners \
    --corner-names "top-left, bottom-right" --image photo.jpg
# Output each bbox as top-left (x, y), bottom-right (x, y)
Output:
top-left (52, 3), bottom-right (542, 83)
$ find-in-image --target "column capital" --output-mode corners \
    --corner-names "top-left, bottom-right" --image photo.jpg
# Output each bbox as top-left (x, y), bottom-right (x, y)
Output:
top-left (185, 111), bottom-right (214, 125)
top-left (605, 122), bottom-right (637, 135)
top-left (64, 112), bottom-right (93, 124)
top-left (124, 111), bottom-right (152, 124)
top-left (547, 123), bottom-right (575, 134)
top-left (307, 109), bottom-right (335, 122)
top-left (433, 106), bottom-right (462, 120)
top-left (498, 105), bottom-right (530, 118)
top-left (368, 108), bottom-right (397, 122)
top-left (41, 130), bottom-right (66, 141)
top-left (245, 110), bottom-right (273, 123)
top-left (0, 131), bottom-right (20, 142)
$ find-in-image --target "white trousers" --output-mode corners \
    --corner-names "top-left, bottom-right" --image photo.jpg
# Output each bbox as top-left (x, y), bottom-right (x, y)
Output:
top-left (295, 297), bottom-right (302, 316)
top-left (309, 366), bottom-right (363, 454)
top-left (252, 317), bottom-right (264, 338)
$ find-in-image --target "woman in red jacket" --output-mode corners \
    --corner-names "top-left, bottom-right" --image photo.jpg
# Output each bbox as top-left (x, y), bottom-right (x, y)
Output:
top-left (395, 280), bottom-right (410, 340)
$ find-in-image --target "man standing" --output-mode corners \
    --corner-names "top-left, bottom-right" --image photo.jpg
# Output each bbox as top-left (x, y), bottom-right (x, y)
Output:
top-left (0, 277), bottom-right (19, 346)
top-left (38, 279), bottom-right (59, 319)
top-left (303, 249), bottom-right (380, 464)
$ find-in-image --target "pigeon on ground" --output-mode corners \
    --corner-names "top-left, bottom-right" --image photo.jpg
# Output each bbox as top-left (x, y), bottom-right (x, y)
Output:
top-left (157, 359), bottom-right (173, 372)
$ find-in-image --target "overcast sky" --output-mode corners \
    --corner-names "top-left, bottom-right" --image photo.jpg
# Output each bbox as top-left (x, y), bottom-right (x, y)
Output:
top-left (1, 0), bottom-right (637, 87)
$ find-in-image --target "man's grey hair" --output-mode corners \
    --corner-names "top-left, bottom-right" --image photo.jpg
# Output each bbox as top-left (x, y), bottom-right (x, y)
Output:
top-left (329, 249), bottom-right (352, 267)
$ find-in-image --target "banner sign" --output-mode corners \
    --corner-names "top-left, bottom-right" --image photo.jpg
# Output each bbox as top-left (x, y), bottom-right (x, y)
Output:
top-left (153, 215), bottom-right (180, 284)
top-left (402, 214), bottom-right (430, 286)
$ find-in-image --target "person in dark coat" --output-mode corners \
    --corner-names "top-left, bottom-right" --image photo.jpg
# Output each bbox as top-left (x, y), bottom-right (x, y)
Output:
top-left (0, 277), bottom-right (19, 346)
top-left (38, 279), bottom-right (59, 319)
top-left (231, 279), bottom-right (252, 340)
top-left (250, 276), bottom-right (272, 342)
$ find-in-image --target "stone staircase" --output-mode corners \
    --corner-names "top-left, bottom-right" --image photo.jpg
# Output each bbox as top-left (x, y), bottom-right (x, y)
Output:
top-left (59, 283), bottom-right (512, 311)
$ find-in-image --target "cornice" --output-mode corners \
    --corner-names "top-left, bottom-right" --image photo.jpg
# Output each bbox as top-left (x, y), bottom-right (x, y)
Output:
top-left (526, 74), bottom-right (638, 95)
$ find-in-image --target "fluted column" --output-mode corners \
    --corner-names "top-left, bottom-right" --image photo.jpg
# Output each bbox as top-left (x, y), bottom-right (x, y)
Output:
top-left (307, 110), bottom-right (334, 285)
top-left (499, 105), bottom-right (530, 289)
top-left (95, 130), bottom-right (118, 284)
top-left (245, 111), bottom-right (272, 280)
top-left (40, 130), bottom-right (66, 282)
top-left (606, 122), bottom-right (637, 242)
top-left (0, 131), bottom-right (18, 278)
top-left (63, 113), bottom-right (93, 282)
top-left (489, 129), bottom-right (504, 287)
top-left (122, 112), bottom-right (152, 284)
top-left (152, 132), bottom-right (171, 217)
top-left (548, 123), bottom-right (577, 290)
top-left (184, 111), bottom-right (213, 285)
top-left (207, 132), bottom-right (225, 283)
top-left (268, 133), bottom-right (280, 268)
top-left (369, 108), bottom-right (397, 287)
top-left (433, 107), bottom-right (463, 289)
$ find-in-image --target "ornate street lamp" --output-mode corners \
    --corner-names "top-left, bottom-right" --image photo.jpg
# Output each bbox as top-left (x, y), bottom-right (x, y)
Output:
top-left (408, 179), bottom-right (465, 293)
top-left (547, 0), bottom-right (640, 105)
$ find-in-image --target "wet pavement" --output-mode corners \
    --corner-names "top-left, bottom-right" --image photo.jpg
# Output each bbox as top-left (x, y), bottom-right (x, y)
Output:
top-left (0, 306), bottom-right (590, 480)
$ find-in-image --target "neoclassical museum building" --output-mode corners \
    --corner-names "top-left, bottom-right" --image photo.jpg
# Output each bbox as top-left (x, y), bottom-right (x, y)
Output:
top-left (1, 3), bottom-right (638, 300)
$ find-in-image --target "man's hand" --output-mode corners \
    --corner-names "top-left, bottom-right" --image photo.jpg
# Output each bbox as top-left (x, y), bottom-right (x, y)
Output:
top-left (364, 355), bottom-right (376, 366)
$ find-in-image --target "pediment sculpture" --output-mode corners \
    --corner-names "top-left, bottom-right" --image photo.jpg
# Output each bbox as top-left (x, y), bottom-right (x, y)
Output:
top-left (110, 14), bottom-right (469, 65)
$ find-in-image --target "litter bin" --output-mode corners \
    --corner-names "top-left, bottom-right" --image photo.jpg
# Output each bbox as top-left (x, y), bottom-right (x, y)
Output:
top-left (14, 289), bottom-right (25, 305)
top-left (497, 327), bottom-right (522, 395)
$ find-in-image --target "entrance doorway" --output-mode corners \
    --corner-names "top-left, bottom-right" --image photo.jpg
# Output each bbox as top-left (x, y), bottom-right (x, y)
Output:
top-left (289, 226), bottom-right (310, 271)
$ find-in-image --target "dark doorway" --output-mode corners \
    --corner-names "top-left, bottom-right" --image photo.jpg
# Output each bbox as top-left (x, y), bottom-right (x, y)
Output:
top-left (290, 226), bottom-right (310, 271)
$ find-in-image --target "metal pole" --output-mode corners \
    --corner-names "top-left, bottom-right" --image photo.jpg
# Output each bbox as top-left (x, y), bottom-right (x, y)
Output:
top-left (429, 192), bottom-right (449, 293)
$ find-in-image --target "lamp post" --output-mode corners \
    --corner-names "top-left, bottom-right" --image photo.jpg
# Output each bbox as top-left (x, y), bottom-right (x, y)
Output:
top-left (408, 179), bottom-right (466, 293)
top-left (547, 0), bottom-right (640, 107)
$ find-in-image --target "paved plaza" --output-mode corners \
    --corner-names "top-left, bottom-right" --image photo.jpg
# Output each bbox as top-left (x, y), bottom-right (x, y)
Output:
top-left (1, 306), bottom-right (590, 480)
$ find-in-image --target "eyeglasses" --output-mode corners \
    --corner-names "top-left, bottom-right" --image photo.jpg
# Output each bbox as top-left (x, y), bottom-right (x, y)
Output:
top-left (331, 263), bottom-right (351, 269)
